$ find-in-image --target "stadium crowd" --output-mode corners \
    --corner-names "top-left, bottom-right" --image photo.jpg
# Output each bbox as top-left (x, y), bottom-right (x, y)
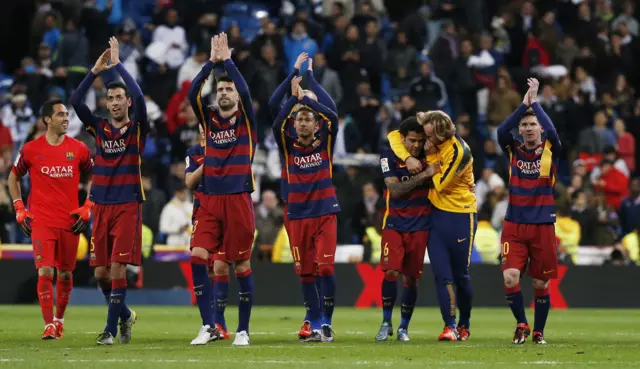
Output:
top-left (0, 0), bottom-right (639, 265)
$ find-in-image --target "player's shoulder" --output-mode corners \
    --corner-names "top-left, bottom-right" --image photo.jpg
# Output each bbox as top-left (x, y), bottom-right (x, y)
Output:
top-left (186, 144), bottom-right (204, 157)
top-left (380, 148), bottom-right (399, 162)
top-left (66, 135), bottom-right (89, 149)
top-left (21, 136), bottom-right (44, 153)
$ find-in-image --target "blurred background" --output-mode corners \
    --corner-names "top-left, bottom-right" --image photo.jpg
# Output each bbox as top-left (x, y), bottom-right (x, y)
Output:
top-left (0, 0), bottom-right (639, 277)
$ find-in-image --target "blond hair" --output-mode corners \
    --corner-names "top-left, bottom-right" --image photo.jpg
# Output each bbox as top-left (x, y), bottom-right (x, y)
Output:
top-left (417, 110), bottom-right (456, 142)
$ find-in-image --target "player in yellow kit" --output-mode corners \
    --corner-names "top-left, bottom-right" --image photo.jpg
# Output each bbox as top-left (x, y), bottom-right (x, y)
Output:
top-left (388, 111), bottom-right (477, 341)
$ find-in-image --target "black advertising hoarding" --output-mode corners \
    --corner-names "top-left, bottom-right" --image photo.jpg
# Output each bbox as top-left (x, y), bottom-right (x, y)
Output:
top-left (1, 260), bottom-right (639, 308)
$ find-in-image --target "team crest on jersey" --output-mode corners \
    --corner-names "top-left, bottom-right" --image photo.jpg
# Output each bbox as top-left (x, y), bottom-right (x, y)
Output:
top-left (229, 116), bottom-right (237, 126)
top-left (120, 125), bottom-right (129, 135)
top-left (380, 158), bottom-right (390, 172)
top-left (66, 152), bottom-right (75, 160)
top-left (535, 146), bottom-right (543, 155)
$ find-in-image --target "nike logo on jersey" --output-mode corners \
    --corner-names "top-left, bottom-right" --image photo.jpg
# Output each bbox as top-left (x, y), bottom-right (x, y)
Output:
top-left (543, 270), bottom-right (554, 274)
top-left (119, 252), bottom-right (130, 256)
top-left (457, 238), bottom-right (467, 243)
top-left (324, 254), bottom-right (333, 258)
top-left (239, 249), bottom-right (250, 255)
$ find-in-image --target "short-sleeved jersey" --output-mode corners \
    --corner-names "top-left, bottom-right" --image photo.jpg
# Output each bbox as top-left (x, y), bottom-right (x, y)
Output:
top-left (88, 118), bottom-right (147, 204)
top-left (12, 135), bottom-right (92, 229)
top-left (185, 144), bottom-right (205, 206)
top-left (380, 149), bottom-right (431, 232)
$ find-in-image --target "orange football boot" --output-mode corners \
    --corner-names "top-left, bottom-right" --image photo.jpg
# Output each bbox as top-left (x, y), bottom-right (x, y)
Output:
top-left (456, 326), bottom-right (470, 341)
top-left (298, 321), bottom-right (312, 339)
top-left (53, 321), bottom-right (64, 339)
top-left (42, 324), bottom-right (57, 340)
top-left (532, 331), bottom-right (547, 344)
top-left (438, 326), bottom-right (459, 341)
top-left (216, 323), bottom-right (231, 340)
top-left (512, 323), bottom-right (531, 344)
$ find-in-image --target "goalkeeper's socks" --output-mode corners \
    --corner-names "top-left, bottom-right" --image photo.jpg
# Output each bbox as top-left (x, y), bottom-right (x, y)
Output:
top-left (319, 274), bottom-right (336, 326)
top-left (456, 276), bottom-right (473, 328)
top-left (400, 280), bottom-right (417, 329)
top-left (236, 269), bottom-right (253, 333)
top-left (37, 275), bottom-right (54, 325)
top-left (301, 276), bottom-right (322, 330)
top-left (105, 278), bottom-right (127, 336)
top-left (55, 278), bottom-right (73, 320)
top-left (505, 285), bottom-right (528, 324)
top-left (214, 275), bottom-right (229, 330)
top-left (99, 284), bottom-right (131, 320)
top-left (191, 257), bottom-right (214, 327)
top-left (435, 282), bottom-right (457, 327)
top-left (381, 274), bottom-right (398, 322)
top-left (533, 289), bottom-right (550, 334)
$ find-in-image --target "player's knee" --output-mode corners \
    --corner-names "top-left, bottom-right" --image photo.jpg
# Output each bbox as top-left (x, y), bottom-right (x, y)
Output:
top-left (190, 247), bottom-right (208, 260)
top-left (503, 269), bottom-right (520, 288)
top-left (234, 259), bottom-right (251, 275)
top-left (214, 260), bottom-right (230, 276)
top-left (403, 276), bottom-right (418, 288)
top-left (57, 270), bottom-right (73, 280)
top-left (318, 263), bottom-right (334, 276)
top-left (207, 268), bottom-right (215, 280)
top-left (94, 266), bottom-right (110, 282)
top-left (384, 270), bottom-right (400, 280)
top-left (110, 262), bottom-right (126, 279)
top-left (299, 274), bottom-right (316, 283)
top-left (532, 278), bottom-right (549, 291)
top-left (38, 267), bottom-right (55, 277)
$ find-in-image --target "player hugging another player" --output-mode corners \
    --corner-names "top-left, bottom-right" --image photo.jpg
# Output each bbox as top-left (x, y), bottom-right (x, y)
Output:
top-left (388, 109), bottom-right (477, 342)
top-left (376, 117), bottom-right (439, 342)
top-left (497, 78), bottom-right (560, 345)
top-left (272, 74), bottom-right (340, 343)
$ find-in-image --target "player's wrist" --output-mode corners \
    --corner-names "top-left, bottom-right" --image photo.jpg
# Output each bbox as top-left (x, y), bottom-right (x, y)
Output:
top-left (12, 199), bottom-right (25, 211)
top-left (83, 199), bottom-right (95, 209)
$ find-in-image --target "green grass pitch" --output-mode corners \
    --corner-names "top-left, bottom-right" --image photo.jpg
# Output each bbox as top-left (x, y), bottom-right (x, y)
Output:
top-left (1, 306), bottom-right (639, 368)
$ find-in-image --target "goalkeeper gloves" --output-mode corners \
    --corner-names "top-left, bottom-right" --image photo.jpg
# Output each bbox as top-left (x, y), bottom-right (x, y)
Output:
top-left (13, 199), bottom-right (34, 237)
top-left (70, 199), bottom-right (94, 234)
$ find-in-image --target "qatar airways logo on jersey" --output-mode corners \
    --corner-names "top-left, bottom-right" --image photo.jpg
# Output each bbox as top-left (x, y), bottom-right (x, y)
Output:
top-left (41, 166), bottom-right (73, 178)
top-left (294, 153), bottom-right (322, 169)
top-left (101, 139), bottom-right (126, 154)
top-left (516, 159), bottom-right (541, 175)
top-left (209, 129), bottom-right (236, 144)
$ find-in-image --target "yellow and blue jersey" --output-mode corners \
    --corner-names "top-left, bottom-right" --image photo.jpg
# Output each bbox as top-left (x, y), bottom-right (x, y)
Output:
top-left (388, 130), bottom-right (476, 213)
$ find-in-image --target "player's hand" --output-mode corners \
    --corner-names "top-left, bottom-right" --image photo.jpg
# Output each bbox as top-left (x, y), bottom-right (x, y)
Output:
top-left (423, 163), bottom-right (442, 178)
top-left (527, 78), bottom-right (539, 104)
top-left (91, 49), bottom-right (117, 75)
top-left (294, 52), bottom-right (308, 70)
top-left (70, 199), bottom-right (94, 234)
top-left (406, 157), bottom-right (423, 174)
top-left (308, 57), bottom-right (313, 71)
top-left (218, 32), bottom-right (232, 61)
top-left (109, 36), bottom-right (120, 65)
top-left (210, 35), bottom-right (221, 62)
top-left (13, 199), bottom-right (34, 237)
top-left (291, 76), bottom-right (303, 99)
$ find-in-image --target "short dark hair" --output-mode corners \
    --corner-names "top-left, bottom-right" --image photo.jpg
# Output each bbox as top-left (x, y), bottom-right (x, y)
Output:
top-left (41, 99), bottom-right (64, 119)
top-left (296, 106), bottom-right (319, 121)
top-left (216, 75), bottom-right (233, 85)
top-left (398, 117), bottom-right (423, 137)
top-left (106, 81), bottom-right (131, 98)
top-left (520, 108), bottom-right (536, 121)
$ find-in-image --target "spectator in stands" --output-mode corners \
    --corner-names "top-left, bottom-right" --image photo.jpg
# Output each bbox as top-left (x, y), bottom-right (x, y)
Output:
top-left (487, 73), bottom-right (520, 128)
top-left (284, 21), bottom-right (319, 73)
top-left (0, 119), bottom-right (12, 175)
top-left (614, 1), bottom-right (639, 35)
top-left (430, 22), bottom-right (458, 88)
top-left (473, 208), bottom-right (499, 264)
top-left (141, 171), bottom-right (167, 239)
top-left (310, 53), bottom-right (342, 108)
top-left (0, 179), bottom-right (11, 242)
top-left (151, 7), bottom-right (188, 70)
top-left (177, 48), bottom-right (211, 98)
top-left (571, 190), bottom-right (598, 246)
top-left (490, 185), bottom-right (508, 232)
top-left (578, 110), bottom-right (615, 154)
top-left (188, 13), bottom-right (218, 52)
top-left (251, 19), bottom-right (284, 64)
top-left (409, 59), bottom-right (447, 112)
top-left (556, 35), bottom-right (579, 70)
top-left (1, 93), bottom-right (35, 149)
top-left (593, 159), bottom-right (629, 211)
top-left (593, 191), bottom-right (621, 246)
top-left (386, 30), bottom-right (418, 93)
top-left (332, 24), bottom-right (364, 112)
top-left (619, 178), bottom-right (640, 236)
top-left (254, 190), bottom-right (284, 261)
top-left (476, 168), bottom-right (505, 211)
top-left (590, 145), bottom-right (630, 182)
top-left (159, 184), bottom-right (193, 246)
top-left (361, 19), bottom-right (386, 95)
top-left (615, 119), bottom-right (636, 173)
top-left (54, 18), bottom-right (89, 90)
top-left (555, 205), bottom-right (582, 263)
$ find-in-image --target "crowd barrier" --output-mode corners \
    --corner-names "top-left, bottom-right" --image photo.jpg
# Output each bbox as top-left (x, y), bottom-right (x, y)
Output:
top-left (1, 260), bottom-right (638, 308)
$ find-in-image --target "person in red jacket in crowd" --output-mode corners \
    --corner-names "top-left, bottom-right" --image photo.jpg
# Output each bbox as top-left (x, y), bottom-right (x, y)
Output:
top-left (614, 118), bottom-right (635, 173)
top-left (593, 159), bottom-right (629, 211)
top-left (522, 30), bottom-right (550, 68)
top-left (165, 81), bottom-right (192, 135)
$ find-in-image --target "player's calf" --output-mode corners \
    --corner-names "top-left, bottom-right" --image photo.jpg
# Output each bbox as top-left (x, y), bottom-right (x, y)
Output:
top-left (54, 269), bottom-right (73, 338)
top-left (190, 248), bottom-right (216, 344)
top-left (37, 267), bottom-right (55, 329)
top-left (234, 260), bottom-right (253, 339)
top-left (318, 263), bottom-right (336, 339)
top-left (532, 278), bottom-right (551, 343)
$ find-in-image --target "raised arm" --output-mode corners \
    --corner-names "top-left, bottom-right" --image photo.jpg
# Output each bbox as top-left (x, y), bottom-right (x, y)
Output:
top-left (387, 130), bottom-right (411, 161)
top-left (496, 103), bottom-right (528, 152)
top-left (528, 78), bottom-right (561, 152)
top-left (307, 58), bottom-right (337, 113)
top-left (268, 68), bottom-right (299, 119)
top-left (188, 61), bottom-right (215, 126)
top-left (70, 69), bottom-right (101, 132)
top-left (271, 96), bottom-right (298, 147)
top-left (114, 61), bottom-right (149, 133)
top-left (300, 95), bottom-right (338, 135)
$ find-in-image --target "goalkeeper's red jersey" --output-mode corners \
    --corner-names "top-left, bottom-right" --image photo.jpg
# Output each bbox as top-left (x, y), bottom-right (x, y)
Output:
top-left (12, 135), bottom-right (93, 229)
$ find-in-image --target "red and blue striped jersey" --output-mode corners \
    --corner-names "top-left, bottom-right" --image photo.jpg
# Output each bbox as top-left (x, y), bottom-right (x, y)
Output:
top-left (70, 64), bottom-right (150, 205)
top-left (185, 143), bottom-right (204, 211)
top-left (380, 149), bottom-right (431, 232)
top-left (188, 60), bottom-right (257, 195)
top-left (497, 103), bottom-right (561, 224)
top-left (272, 96), bottom-right (340, 220)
